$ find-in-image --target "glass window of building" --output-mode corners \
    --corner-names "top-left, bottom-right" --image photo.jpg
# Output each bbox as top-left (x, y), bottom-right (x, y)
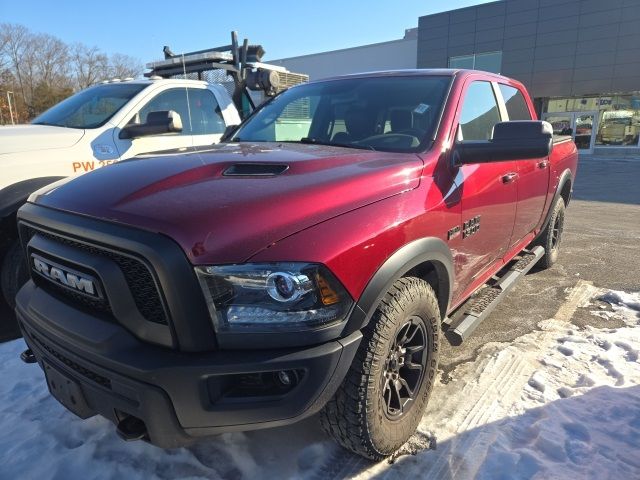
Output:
top-left (499, 85), bottom-right (532, 120)
top-left (597, 96), bottom-right (640, 147)
top-left (449, 52), bottom-right (502, 74)
top-left (475, 52), bottom-right (502, 74)
top-left (449, 55), bottom-right (474, 70)
top-left (545, 94), bottom-right (640, 147)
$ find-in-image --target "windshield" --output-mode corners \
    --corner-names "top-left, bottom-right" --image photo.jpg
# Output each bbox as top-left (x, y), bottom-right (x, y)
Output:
top-left (32, 83), bottom-right (147, 129)
top-left (232, 75), bottom-right (452, 152)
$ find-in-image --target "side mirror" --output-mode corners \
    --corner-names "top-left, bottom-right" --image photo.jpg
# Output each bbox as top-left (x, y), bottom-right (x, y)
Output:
top-left (453, 121), bottom-right (553, 166)
top-left (119, 110), bottom-right (183, 139)
top-left (221, 124), bottom-right (240, 142)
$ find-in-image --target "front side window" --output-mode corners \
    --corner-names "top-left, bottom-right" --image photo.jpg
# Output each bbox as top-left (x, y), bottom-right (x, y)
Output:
top-left (32, 83), bottom-right (147, 129)
top-left (499, 84), bottom-right (532, 121)
top-left (132, 88), bottom-right (225, 136)
top-left (458, 81), bottom-right (502, 141)
top-left (232, 75), bottom-right (452, 153)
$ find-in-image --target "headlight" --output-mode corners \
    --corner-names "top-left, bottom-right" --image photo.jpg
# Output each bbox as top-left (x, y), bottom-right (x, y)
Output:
top-left (195, 263), bottom-right (353, 332)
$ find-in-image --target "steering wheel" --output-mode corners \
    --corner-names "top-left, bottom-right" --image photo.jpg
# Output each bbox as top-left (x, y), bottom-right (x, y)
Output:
top-left (358, 133), bottom-right (420, 149)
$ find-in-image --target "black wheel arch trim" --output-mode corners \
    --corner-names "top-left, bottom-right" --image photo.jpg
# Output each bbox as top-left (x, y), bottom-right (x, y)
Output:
top-left (535, 168), bottom-right (573, 243)
top-left (344, 237), bottom-right (454, 336)
top-left (0, 177), bottom-right (66, 220)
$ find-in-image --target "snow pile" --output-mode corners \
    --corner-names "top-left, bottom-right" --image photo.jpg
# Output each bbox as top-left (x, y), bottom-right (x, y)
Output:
top-left (1, 289), bottom-right (639, 479)
top-left (594, 290), bottom-right (640, 325)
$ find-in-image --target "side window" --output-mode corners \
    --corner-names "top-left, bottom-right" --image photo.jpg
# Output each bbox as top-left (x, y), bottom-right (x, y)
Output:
top-left (131, 88), bottom-right (226, 136)
top-left (499, 84), bottom-right (532, 121)
top-left (458, 81), bottom-right (502, 141)
top-left (187, 89), bottom-right (226, 135)
top-left (134, 89), bottom-right (191, 136)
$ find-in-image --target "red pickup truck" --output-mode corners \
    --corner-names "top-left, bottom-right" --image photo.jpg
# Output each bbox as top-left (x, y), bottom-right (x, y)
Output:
top-left (15, 69), bottom-right (577, 460)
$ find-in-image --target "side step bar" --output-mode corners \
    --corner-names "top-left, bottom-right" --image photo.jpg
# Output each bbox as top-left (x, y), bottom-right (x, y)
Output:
top-left (443, 246), bottom-right (545, 345)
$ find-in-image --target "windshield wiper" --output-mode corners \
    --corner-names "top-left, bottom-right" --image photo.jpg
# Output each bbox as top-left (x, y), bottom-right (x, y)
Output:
top-left (31, 121), bottom-right (61, 127)
top-left (298, 137), bottom-right (376, 151)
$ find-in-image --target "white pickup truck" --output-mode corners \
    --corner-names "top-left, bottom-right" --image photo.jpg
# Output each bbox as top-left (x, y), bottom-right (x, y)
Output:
top-left (0, 32), bottom-right (307, 328)
top-left (0, 78), bottom-right (243, 312)
top-left (2, 79), bottom-right (241, 183)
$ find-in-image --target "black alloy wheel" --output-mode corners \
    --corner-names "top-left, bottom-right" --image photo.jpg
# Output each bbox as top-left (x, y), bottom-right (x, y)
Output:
top-left (381, 316), bottom-right (428, 419)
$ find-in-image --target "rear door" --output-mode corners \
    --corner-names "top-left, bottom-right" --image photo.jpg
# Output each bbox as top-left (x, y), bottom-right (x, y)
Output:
top-left (496, 83), bottom-right (550, 246)
top-left (453, 79), bottom-right (518, 297)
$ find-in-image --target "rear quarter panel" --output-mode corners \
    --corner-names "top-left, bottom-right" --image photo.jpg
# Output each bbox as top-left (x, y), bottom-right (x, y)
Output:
top-left (541, 139), bottom-right (578, 228)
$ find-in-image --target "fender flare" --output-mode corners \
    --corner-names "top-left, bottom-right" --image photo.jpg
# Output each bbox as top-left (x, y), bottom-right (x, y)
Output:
top-left (344, 237), bottom-right (454, 335)
top-left (0, 177), bottom-right (66, 221)
top-left (535, 168), bottom-right (573, 242)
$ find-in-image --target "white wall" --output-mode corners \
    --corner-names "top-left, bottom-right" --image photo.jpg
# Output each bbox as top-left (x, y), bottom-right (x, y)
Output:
top-left (269, 38), bottom-right (418, 81)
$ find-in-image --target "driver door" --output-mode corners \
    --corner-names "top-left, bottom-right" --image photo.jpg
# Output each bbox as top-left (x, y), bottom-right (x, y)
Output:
top-left (452, 80), bottom-right (518, 298)
top-left (113, 88), bottom-right (195, 159)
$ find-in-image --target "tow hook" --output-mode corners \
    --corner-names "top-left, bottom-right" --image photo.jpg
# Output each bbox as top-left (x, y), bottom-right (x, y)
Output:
top-left (20, 349), bottom-right (37, 364)
top-left (116, 415), bottom-right (148, 442)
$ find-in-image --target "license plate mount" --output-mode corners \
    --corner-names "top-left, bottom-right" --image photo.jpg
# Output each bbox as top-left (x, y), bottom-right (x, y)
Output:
top-left (43, 360), bottom-right (95, 419)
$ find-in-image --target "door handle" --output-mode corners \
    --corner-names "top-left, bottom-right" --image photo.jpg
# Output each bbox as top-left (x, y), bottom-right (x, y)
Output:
top-left (538, 160), bottom-right (549, 169)
top-left (502, 172), bottom-right (518, 184)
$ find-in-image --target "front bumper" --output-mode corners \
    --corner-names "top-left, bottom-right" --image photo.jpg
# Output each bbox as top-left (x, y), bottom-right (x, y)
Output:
top-left (17, 282), bottom-right (361, 448)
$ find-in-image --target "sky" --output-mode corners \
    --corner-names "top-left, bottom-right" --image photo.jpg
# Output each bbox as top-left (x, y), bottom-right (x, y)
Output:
top-left (1, 0), bottom-right (494, 64)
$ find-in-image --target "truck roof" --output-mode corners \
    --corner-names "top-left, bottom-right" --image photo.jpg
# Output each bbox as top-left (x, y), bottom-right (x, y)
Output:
top-left (312, 68), bottom-right (519, 84)
top-left (98, 78), bottom-right (211, 87)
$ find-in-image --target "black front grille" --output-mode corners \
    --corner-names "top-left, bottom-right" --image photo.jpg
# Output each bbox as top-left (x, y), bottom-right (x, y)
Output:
top-left (20, 224), bottom-right (168, 325)
top-left (31, 333), bottom-right (112, 389)
top-left (35, 272), bottom-right (112, 315)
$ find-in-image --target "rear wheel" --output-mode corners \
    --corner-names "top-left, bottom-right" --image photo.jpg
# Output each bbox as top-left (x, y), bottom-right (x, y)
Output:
top-left (536, 197), bottom-right (566, 269)
top-left (320, 277), bottom-right (440, 460)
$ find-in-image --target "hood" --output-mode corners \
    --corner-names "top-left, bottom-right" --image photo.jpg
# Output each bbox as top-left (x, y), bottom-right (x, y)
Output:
top-left (0, 124), bottom-right (85, 154)
top-left (33, 142), bottom-right (423, 264)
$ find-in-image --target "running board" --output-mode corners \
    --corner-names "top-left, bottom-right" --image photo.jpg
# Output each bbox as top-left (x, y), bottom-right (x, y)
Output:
top-left (443, 246), bottom-right (545, 345)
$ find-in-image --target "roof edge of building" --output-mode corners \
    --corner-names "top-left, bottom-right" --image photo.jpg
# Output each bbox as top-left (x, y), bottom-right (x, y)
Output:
top-left (268, 36), bottom-right (417, 64)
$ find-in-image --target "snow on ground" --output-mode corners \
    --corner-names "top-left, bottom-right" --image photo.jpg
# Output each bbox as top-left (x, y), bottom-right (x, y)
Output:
top-left (1, 287), bottom-right (639, 480)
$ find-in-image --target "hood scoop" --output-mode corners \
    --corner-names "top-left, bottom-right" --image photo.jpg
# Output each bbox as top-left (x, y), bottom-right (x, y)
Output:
top-left (223, 163), bottom-right (289, 177)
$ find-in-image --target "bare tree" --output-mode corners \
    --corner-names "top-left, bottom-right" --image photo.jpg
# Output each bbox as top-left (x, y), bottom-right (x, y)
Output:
top-left (33, 33), bottom-right (70, 89)
top-left (0, 22), bottom-right (143, 121)
top-left (108, 53), bottom-right (142, 80)
top-left (0, 23), bottom-right (30, 104)
top-left (71, 43), bottom-right (109, 89)
top-left (0, 25), bottom-right (9, 71)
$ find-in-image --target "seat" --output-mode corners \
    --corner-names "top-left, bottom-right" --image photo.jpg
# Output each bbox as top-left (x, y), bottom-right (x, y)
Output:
top-left (388, 110), bottom-right (413, 133)
top-left (332, 108), bottom-right (374, 143)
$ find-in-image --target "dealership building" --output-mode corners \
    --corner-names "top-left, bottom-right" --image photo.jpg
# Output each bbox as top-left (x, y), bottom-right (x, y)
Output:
top-left (272, 0), bottom-right (640, 155)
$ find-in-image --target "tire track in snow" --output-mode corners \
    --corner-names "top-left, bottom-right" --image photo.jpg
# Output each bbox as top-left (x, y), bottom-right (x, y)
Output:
top-left (554, 280), bottom-right (597, 322)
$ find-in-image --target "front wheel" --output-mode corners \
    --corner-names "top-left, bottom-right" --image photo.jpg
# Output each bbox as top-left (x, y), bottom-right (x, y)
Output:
top-left (320, 277), bottom-right (440, 460)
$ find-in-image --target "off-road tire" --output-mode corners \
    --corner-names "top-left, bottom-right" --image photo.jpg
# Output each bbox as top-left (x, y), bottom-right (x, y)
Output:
top-left (536, 197), bottom-right (566, 269)
top-left (1, 240), bottom-right (28, 309)
top-left (320, 277), bottom-right (440, 460)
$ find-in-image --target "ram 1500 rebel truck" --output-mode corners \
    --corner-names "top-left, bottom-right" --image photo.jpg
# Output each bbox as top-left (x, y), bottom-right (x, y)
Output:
top-left (15, 69), bottom-right (577, 459)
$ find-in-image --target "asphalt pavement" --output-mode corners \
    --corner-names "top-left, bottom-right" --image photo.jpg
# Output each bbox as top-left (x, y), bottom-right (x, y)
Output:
top-left (1, 155), bottom-right (639, 355)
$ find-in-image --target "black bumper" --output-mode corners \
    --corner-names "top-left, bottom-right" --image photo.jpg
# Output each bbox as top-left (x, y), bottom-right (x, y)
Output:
top-left (17, 282), bottom-right (361, 448)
